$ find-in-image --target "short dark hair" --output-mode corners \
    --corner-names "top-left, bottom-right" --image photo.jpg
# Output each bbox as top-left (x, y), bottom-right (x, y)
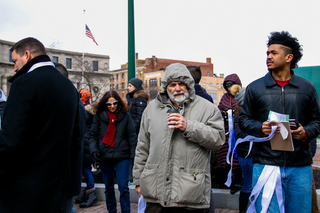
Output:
top-left (187, 66), bottom-right (201, 84)
top-left (54, 63), bottom-right (68, 78)
top-left (93, 90), bottom-right (128, 113)
top-left (267, 31), bottom-right (303, 70)
top-left (10, 37), bottom-right (46, 57)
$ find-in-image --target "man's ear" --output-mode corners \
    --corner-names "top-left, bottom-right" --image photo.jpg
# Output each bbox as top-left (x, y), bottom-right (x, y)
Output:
top-left (25, 50), bottom-right (33, 62)
top-left (286, 54), bottom-right (293, 63)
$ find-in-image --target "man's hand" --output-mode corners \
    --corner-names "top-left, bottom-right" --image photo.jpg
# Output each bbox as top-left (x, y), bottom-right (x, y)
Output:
top-left (291, 123), bottom-right (306, 140)
top-left (167, 113), bottom-right (187, 131)
top-left (135, 185), bottom-right (141, 197)
top-left (261, 121), bottom-right (281, 135)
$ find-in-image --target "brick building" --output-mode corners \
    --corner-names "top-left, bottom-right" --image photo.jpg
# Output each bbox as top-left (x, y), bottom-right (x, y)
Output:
top-left (109, 54), bottom-right (225, 105)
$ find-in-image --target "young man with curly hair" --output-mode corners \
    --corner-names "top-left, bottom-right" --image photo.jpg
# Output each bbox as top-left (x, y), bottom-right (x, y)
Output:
top-left (239, 31), bottom-right (320, 212)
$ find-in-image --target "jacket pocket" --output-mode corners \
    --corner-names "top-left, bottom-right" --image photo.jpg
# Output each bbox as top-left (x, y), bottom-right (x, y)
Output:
top-left (140, 164), bottom-right (158, 199)
top-left (173, 169), bottom-right (206, 204)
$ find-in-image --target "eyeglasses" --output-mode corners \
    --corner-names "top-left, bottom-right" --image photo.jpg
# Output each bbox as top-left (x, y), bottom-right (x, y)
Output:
top-left (106, 101), bottom-right (118, 106)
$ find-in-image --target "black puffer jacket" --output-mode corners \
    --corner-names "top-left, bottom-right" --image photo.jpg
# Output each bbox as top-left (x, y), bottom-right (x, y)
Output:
top-left (89, 110), bottom-right (137, 160)
top-left (126, 90), bottom-right (149, 134)
top-left (239, 71), bottom-right (320, 166)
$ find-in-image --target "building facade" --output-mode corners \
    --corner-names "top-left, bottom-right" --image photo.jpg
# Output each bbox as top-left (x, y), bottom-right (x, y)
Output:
top-left (109, 54), bottom-right (225, 105)
top-left (0, 39), bottom-right (111, 102)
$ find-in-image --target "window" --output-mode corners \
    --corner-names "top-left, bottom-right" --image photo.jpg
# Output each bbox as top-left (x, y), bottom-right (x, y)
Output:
top-left (207, 72), bottom-right (210, 76)
top-left (122, 82), bottom-right (124, 89)
top-left (149, 78), bottom-right (157, 87)
top-left (140, 70), bottom-right (143, 76)
top-left (159, 78), bottom-right (162, 86)
top-left (52, 56), bottom-right (58, 63)
top-left (209, 93), bottom-right (217, 101)
top-left (221, 84), bottom-right (224, 89)
top-left (93, 61), bottom-right (98, 71)
top-left (116, 74), bottom-right (118, 80)
top-left (145, 80), bottom-right (148, 88)
top-left (122, 92), bottom-right (124, 98)
top-left (66, 58), bottom-right (72, 69)
top-left (116, 84), bottom-right (119, 90)
top-left (216, 83), bottom-right (219, 87)
top-left (9, 51), bottom-right (12, 62)
top-left (122, 73), bottom-right (124, 79)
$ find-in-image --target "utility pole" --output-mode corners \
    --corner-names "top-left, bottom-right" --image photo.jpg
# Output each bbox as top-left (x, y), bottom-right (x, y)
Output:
top-left (128, 0), bottom-right (136, 81)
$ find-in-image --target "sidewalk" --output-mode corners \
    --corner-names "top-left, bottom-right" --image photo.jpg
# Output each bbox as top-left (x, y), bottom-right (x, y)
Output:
top-left (73, 201), bottom-right (240, 213)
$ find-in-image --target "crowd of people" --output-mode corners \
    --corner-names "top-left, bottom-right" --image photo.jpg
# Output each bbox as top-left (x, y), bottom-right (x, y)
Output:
top-left (0, 30), bottom-right (319, 213)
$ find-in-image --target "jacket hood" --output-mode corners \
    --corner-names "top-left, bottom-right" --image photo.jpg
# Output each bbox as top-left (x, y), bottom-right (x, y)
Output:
top-left (85, 104), bottom-right (97, 115)
top-left (133, 90), bottom-right (149, 101)
top-left (223, 73), bottom-right (242, 90)
top-left (157, 63), bottom-right (195, 104)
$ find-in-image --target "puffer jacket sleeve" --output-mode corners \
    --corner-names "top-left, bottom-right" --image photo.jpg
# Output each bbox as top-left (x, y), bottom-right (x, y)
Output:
top-left (132, 106), bottom-right (150, 186)
top-left (126, 113), bottom-right (138, 159)
top-left (182, 104), bottom-right (225, 151)
top-left (89, 113), bottom-right (100, 155)
top-left (131, 97), bottom-right (147, 132)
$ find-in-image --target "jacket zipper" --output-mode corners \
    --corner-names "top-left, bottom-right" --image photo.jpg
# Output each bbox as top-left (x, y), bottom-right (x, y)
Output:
top-left (282, 86), bottom-right (286, 166)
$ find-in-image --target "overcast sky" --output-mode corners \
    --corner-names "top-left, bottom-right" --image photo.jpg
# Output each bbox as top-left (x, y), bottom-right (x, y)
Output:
top-left (1, 0), bottom-right (319, 86)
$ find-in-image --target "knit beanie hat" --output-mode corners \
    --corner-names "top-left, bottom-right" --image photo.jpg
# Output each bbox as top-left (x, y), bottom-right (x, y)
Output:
top-left (129, 78), bottom-right (143, 91)
top-left (79, 89), bottom-right (91, 105)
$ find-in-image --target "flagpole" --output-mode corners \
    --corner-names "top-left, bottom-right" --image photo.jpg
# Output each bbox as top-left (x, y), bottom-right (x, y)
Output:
top-left (82, 9), bottom-right (85, 87)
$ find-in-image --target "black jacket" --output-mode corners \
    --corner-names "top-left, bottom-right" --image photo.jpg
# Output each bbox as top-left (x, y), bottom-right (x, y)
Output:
top-left (0, 55), bottom-right (83, 213)
top-left (89, 110), bottom-right (137, 160)
top-left (234, 114), bottom-right (251, 158)
top-left (126, 90), bottom-right (149, 134)
top-left (239, 71), bottom-right (320, 166)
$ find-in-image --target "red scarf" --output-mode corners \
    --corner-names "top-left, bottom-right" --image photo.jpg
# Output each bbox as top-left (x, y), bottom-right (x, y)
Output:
top-left (102, 110), bottom-right (118, 147)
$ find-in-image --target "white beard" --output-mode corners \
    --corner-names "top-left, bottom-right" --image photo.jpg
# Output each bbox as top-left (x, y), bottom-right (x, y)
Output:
top-left (167, 88), bottom-right (189, 105)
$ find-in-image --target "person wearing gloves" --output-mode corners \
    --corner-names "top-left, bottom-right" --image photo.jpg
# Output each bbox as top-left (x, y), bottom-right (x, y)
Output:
top-left (133, 63), bottom-right (225, 212)
top-left (89, 90), bottom-right (137, 213)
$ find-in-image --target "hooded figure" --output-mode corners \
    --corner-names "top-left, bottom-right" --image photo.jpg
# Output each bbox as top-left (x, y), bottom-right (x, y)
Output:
top-left (126, 78), bottom-right (149, 134)
top-left (217, 73), bottom-right (243, 194)
top-left (133, 63), bottom-right (225, 210)
top-left (218, 73), bottom-right (242, 111)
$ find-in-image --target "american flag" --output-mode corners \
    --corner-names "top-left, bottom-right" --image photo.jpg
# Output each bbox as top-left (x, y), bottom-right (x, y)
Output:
top-left (85, 24), bottom-right (98, 46)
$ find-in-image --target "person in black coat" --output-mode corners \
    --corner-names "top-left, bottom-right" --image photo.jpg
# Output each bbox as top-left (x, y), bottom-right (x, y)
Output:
top-left (126, 78), bottom-right (149, 134)
top-left (187, 65), bottom-right (213, 103)
top-left (90, 90), bottom-right (137, 213)
top-left (0, 37), bottom-right (83, 213)
top-left (125, 78), bottom-right (149, 184)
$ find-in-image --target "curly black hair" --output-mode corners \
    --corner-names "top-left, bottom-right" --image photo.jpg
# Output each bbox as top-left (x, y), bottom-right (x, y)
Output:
top-left (267, 31), bottom-right (303, 70)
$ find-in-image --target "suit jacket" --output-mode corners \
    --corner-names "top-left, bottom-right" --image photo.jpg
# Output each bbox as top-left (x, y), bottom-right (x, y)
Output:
top-left (0, 55), bottom-right (82, 213)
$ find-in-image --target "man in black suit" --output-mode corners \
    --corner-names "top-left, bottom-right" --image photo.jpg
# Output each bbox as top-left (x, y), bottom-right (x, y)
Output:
top-left (0, 37), bottom-right (83, 213)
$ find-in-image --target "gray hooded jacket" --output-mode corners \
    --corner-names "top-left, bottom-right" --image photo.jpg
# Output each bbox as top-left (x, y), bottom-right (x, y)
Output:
top-left (133, 63), bottom-right (225, 209)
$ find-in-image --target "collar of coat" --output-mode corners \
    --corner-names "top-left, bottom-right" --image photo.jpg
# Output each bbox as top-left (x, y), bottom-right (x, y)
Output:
top-left (9, 55), bottom-right (51, 83)
top-left (264, 70), bottom-right (299, 88)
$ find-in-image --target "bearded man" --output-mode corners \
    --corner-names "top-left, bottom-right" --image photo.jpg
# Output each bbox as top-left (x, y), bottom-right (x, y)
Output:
top-left (133, 63), bottom-right (225, 213)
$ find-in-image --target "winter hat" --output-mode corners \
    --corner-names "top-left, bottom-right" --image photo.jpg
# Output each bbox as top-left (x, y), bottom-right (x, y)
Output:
top-left (129, 78), bottom-right (143, 91)
top-left (79, 89), bottom-right (91, 105)
top-left (230, 84), bottom-right (245, 105)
